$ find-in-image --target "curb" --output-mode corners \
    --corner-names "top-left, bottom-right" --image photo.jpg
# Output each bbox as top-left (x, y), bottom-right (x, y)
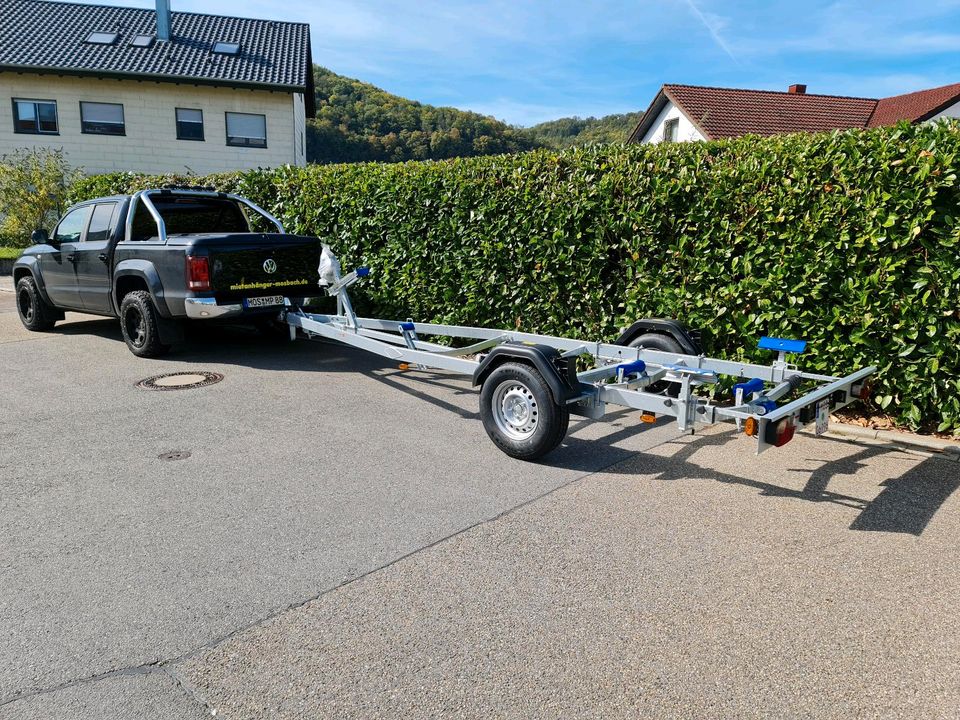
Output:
top-left (821, 422), bottom-right (960, 459)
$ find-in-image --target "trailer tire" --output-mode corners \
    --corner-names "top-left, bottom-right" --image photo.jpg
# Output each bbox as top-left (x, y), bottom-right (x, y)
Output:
top-left (479, 362), bottom-right (568, 461)
top-left (629, 332), bottom-right (684, 395)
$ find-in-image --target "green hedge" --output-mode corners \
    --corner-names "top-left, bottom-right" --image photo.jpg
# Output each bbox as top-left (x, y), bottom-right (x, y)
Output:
top-left (69, 122), bottom-right (960, 433)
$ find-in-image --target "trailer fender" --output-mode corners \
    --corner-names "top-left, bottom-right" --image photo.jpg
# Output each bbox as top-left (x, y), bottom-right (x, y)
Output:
top-left (614, 318), bottom-right (702, 355)
top-left (473, 343), bottom-right (585, 405)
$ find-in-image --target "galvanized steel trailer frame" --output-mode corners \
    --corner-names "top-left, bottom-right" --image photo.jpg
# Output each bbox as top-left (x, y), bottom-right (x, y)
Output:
top-left (282, 250), bottom-right (875, 459)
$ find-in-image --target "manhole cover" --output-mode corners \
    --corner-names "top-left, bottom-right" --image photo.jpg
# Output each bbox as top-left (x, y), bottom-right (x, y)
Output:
top-left (158, 450), bottom-right (192, 461)
top-left (136, 371), bottom-right (224, 391)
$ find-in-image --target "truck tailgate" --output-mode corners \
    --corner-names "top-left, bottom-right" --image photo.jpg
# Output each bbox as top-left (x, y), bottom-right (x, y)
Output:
top-left (206, 236), bottom-right (320, 300)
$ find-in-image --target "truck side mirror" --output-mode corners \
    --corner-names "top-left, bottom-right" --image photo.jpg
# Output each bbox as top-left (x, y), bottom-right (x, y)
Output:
top-left (31, 228), bottom-right (49, 244)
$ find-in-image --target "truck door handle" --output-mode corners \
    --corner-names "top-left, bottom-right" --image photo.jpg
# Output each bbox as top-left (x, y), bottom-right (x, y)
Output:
top-left (98, 253), bottom-right (109, 263)
top-left (66, 253), bottom-right (77, 262)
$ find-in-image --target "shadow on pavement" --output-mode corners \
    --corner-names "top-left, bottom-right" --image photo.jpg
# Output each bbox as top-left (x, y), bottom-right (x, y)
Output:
top-left (564, 428), bottom-right (958, 536)
top-left (57, 316), bottom-right (959, 535)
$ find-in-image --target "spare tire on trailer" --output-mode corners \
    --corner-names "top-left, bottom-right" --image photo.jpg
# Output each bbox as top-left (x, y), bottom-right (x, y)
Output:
top-left (628, 332), bottom-right (684, 395)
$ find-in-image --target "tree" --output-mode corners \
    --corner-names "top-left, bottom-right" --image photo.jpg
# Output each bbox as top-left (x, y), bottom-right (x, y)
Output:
top-left (0, 147), bottom-right (80, 247)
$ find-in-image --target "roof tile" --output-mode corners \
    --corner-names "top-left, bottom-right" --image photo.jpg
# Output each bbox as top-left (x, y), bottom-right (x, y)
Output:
top-left (868, 83), bottom-right (960, 127)
top-left (0, 0), bottom-right (311, 90)
top-left (663, 84), bottom-right (878, 139)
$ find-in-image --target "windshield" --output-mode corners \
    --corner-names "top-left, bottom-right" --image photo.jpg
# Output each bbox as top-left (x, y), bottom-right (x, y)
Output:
top-left (130, 196), bottom-right (251, 240)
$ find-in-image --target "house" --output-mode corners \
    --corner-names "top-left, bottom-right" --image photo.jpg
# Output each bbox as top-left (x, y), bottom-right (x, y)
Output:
top-left (0, 0), bottom-right (315, 174)
top-left (629, 82), bottom-right (960, 144)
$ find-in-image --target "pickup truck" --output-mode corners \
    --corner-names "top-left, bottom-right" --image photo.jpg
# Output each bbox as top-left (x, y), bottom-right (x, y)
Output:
top-left (13, 186), bottom-right (321, 357)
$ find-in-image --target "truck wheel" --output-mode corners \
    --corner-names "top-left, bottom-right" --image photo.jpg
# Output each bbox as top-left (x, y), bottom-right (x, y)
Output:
top-left (16, 276), bottom-right (57, 331)
top-left (120, 291), bottom-right (170, 358)
top-left (479, 362), bottom-right (569, 461)
top-left (629, 332), bottom-right (684, 395)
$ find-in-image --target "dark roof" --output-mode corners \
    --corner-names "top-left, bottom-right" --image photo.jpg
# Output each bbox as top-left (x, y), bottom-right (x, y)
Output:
top-left (868, 83), bottom-right (960, 127)
top-left (1, 0), bottom-right (314, 113)
top-left (628, 82), bottom-right (960, 142)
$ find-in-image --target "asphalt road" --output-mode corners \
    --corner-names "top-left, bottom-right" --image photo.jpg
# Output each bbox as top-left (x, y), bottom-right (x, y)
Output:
top-left (1, 281), bottom-right (959, 719)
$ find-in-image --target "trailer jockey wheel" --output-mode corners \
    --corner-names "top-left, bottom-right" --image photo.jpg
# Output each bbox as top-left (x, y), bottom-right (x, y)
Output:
top-left (479, 362), bottom-right (569, 461)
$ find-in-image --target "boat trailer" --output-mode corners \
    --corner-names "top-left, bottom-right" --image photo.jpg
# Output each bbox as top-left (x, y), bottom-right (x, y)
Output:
top-left (280, 247), bottom-right (876, 461)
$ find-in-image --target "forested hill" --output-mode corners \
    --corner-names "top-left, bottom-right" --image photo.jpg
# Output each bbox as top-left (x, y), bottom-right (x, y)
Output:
top-left (306, 66), bottom-right (539, 163)
top-left (520, 112), bottom-right (645, 149)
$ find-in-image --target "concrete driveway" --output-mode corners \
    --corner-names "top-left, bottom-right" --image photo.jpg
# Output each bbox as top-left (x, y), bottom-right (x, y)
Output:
top-left (1, 282), bottom-right (958, 719)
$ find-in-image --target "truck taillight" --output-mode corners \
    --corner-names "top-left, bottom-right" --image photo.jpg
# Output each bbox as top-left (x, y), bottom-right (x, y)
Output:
top-left (186, 255), bottom-right (210, 291)
top-left (763, 417), bottom-right (797, 447)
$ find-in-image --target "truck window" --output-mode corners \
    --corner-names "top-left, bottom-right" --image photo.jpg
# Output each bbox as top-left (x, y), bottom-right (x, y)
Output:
top-left (130, 197), bottom-right (251, 240)
top-left (85, 202), bottom-right (119, 243)
top-left (53, 206), bottom-right (92, 243)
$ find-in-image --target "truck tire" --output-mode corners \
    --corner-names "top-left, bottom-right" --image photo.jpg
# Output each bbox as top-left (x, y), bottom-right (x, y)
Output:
top-left (120, 290), bottom-right (170, 358)
top-left (629, 332), bottom-right (684, 395)
top-left (479, 361), bottom-right (569, 461)
top-left (16, 275), bottom-right (58, 331)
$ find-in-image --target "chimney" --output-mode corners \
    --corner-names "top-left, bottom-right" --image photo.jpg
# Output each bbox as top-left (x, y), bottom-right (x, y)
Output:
top-left (788, 84), bottom-right (807, 94)
top-left (156, 0), bottom-right (171, 41)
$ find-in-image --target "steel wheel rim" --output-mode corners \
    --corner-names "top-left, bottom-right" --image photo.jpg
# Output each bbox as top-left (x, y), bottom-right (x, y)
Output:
top-left (124, 306), bottom-right (146, 347)
top-left (491, 379), bottom-right (539, 440)
top-left (17, 287), bottom-right (34, 322)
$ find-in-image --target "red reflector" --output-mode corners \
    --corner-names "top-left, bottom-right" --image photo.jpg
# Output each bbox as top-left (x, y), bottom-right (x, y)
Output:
top-left (186, 255), bottom-right (210, 291)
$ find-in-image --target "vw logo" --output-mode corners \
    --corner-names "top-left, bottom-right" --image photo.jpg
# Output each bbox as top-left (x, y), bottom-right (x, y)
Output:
top-left (263, 258), bottom-right (277, 274)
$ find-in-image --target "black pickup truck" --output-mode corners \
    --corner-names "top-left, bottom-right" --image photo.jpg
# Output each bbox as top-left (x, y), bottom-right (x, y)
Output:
top-left (13, 187), bottom-right (320, 356)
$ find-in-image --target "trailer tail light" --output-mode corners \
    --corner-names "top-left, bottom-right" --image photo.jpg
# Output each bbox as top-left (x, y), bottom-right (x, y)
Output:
top-left (186, 255), bottom-right (210, 291)
top-left (744, 417), bottom-right (759, 437)
top-left (763, 417), bottom-right (797, 447)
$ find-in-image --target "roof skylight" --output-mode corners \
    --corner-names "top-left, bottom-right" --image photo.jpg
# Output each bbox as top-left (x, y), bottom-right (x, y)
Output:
top-left (212, 41), bottom-right (241, 55)
top-left (130, 34), bottom-right (155, 48)
top-left (86, 31), bottom-right (119, 45)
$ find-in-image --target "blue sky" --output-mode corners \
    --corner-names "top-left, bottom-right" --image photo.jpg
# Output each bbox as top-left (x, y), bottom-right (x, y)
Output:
top-left (78, 0), bottom-right (960, 125)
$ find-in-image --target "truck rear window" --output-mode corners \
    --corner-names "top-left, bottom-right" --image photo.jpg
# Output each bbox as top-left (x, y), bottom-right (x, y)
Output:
top-left (131, 197), bottom-right (250, 240)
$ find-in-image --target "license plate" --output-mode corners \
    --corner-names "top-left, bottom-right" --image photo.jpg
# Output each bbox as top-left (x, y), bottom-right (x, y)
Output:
top-left (815, 399), bottom-right (830, 435)
top-left (244, 295), bottom-right (284, 308)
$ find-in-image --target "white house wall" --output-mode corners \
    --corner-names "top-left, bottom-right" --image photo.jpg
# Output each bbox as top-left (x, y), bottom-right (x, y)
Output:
top-left (1, 73), bottom-right (302, 174)
top-left (928, 99), bottom-right (960, 122)
top-left (640, 99), bottom-right (706, 144)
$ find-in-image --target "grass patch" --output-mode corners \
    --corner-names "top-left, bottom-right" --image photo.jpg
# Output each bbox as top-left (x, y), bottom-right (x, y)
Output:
top-left (0, 247), bottom-right (23, 259)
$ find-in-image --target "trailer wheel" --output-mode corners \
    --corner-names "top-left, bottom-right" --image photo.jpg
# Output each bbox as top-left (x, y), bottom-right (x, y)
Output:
top-left (629, 332), bottom-right (684, 395)
top-left (479, 362), bottom-right (569, 461)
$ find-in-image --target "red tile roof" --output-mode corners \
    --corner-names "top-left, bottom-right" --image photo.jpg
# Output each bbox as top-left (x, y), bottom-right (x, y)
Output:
top-left (629, 82), bottom-right (960, 142)
top-left (663, 84), bottom-right (877, 139)
top-left (868, 83), bottom-right (960, 127)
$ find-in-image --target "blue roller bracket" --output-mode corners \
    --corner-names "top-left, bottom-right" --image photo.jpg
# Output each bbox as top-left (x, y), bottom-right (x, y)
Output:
top-left (615, 359), bottom-right (646, 380)
top-left (356, 267), bottom-right (370, 277)
top-left (733, 377), bottom-right (765, 398)
top-left (399, 321), bottom-right (416, 332)
top-left (758, 336), bottom-right (807, 354)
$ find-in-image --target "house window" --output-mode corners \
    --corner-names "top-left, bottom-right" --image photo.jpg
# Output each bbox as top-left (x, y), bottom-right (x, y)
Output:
top-left (80, 102), bottom-right (125, 135)
top-left (176, 108), bottom-right (204, 141)
top-left (12, 99), bottom-right (58, 134)
top-left (86, 31), bottom-right (119, 45)
top-left (225, 112), bottom-right (267, 148)
top-left (130, 34), bottom-right (155, 48)
top-left (663, 118), bottom-right (679, 143)
top-left (213, 41), bottom-right (241, 55)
